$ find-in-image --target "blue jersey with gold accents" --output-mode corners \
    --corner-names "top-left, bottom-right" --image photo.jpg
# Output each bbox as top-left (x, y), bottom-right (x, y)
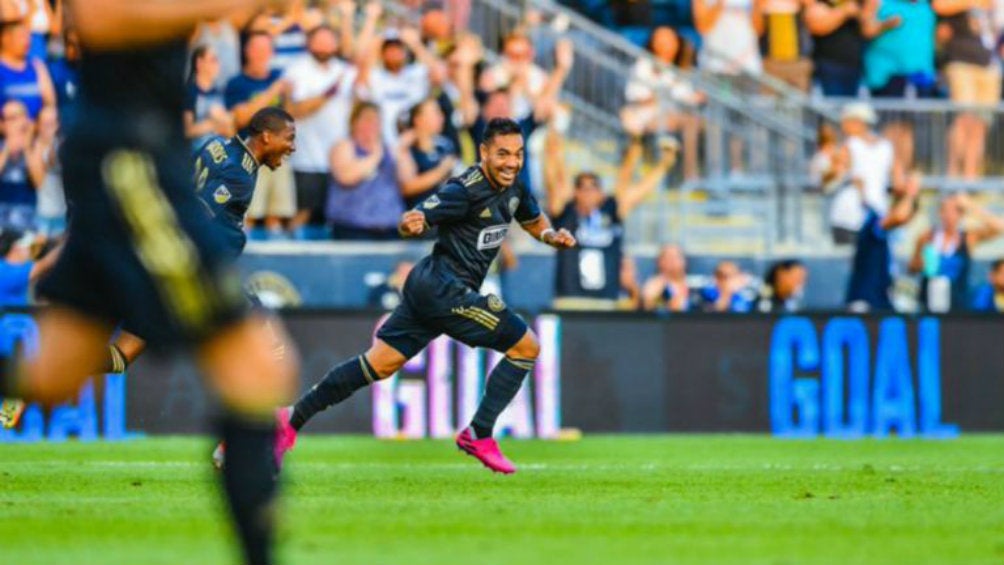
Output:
top-left (193, 136), bottom-right (260, 259)
top-left (416, 165), bottom-right (541, 290)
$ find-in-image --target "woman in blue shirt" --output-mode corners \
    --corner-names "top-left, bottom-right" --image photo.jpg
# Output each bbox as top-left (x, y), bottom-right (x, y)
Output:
top-left (396, 98), bottom-right (458, 210)
top-left (184, 45), bottom-right (233, 153)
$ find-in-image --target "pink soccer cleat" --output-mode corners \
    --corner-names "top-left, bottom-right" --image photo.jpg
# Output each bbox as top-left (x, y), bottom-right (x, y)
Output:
top-left (455, 428), bottom-right (516, 474)
top-left (273, 406), bottom-right (297, 470)
top-left (210, 407), bottom-right (298, 471)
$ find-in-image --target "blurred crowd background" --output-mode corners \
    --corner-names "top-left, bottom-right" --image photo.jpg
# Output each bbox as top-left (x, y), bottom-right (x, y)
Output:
top-left (2, 0), bottom-right (1004, 314)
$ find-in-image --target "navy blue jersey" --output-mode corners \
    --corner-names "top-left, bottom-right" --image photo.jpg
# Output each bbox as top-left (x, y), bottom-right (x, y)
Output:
top-left (194, 136), bottom-right (260, 259)
top-left (418, 165), bottom-right (541, 290)
top-left (846, 209), bottom-right (893, 310)
top-left (552, 197), bottom-right (623, 300)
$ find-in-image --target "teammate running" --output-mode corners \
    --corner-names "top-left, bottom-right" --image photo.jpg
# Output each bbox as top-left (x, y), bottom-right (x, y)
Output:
top-left (0, 3), bottom-right (300, 565)
top-left (271, 117), bottom-right (576, 474)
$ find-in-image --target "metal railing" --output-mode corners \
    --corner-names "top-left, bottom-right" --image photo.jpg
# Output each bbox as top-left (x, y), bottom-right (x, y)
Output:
top-left (812, 98), bottom-right (1004, 191)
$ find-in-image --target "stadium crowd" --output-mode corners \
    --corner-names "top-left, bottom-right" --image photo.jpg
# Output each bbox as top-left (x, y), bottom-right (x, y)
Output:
top-left (0, 0), bottom-right (1002, 314)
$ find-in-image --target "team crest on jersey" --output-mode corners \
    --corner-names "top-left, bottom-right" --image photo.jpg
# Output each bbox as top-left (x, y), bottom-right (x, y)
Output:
top-left (423, 195), bottom-right (441, 209)
top-left (479, 207), bottom-right (492, 219)
top-left (214, 185), bottom-right (232, 204)
top-left (486, 294), bottom-right (506, 312)
top-left (508, 197), bottom-right (520, 215)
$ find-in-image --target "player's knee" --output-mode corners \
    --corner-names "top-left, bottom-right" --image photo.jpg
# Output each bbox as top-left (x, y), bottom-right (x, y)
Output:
top-left (507, 330), bottom-right (540, 361)
top-left (364, 342), bottom-right (408, 380)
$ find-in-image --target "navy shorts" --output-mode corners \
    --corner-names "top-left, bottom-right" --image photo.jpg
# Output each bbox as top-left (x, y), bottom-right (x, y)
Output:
top-left (36, 133), bottom-right (248, 348)
top-left (376, 259), bottom-right (528, 359)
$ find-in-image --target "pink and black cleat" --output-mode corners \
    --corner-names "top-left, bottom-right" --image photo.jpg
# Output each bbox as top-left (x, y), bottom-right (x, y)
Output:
top-left (455, 428), bottom-right (516, 474)
top-left (211, 407), bottom-right (298, 471)
top-left (273, 406), bottom-right (298, 470)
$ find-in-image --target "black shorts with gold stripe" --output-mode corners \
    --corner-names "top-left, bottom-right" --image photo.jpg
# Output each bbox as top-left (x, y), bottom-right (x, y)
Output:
top-left (375, 256), bottom-right (527, 359)
top-left (36, 132), bottom-right (249, 348)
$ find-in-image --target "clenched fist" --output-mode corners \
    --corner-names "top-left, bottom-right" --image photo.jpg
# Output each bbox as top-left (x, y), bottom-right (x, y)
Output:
top-left (543, 228), bottom-right (577, 249)
top-left (399, 210), bottom-right (427, 237)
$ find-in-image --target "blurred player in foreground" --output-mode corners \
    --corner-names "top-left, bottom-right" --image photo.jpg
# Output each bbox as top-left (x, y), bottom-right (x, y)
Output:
top-left (261, 118), bottom-right (576, 474)
top-left (0, 2), bottom-right (300, 565)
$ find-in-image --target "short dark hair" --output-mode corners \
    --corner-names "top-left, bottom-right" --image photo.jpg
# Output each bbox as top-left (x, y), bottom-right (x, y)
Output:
top-left (574, 172), bottom-right (601, 189)
top-left (248, 107), bottom-right (294, 137)
top-left (0, 229), bottom-right (24, 258)
top-left (992, 259), bottom-right (1004, 273)
top-left (765, 259), bottom-right (804, 288)
top-left (481, 118), bottom-right (522, 146)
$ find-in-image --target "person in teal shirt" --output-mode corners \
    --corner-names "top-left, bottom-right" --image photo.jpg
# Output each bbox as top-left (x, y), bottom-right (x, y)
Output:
top-left (863, 0), bottom-right (937, 97)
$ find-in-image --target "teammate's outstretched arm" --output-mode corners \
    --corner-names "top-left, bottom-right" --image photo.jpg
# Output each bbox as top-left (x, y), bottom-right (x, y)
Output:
top-left (69, 0), bottom-right (288, 49)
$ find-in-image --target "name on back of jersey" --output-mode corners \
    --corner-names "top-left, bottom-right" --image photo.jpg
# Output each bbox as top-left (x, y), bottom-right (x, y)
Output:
top-left (477, 224), bottom-right (509, 251)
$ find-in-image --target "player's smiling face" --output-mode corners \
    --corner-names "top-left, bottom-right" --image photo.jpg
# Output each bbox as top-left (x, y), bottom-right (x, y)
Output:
top-left (480, 134), bottom-right (524, 189)
top-left (263, 123), bottom-right (296, 170)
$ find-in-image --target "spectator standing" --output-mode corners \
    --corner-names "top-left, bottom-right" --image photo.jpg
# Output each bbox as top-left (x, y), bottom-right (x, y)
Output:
top-left (360, 27), bottom-right (444, 148)
top-left (758, 259), bottom-right (808, 312)
top-left (909, 193), bottom-right (1004, 311)
top-left (829, 103), bottom-right (895, 242)
top-left (695, 260), bottom-right (756, 312)
top-left (481, 32), bottom-right (550, 123)
top-left (806, 0), bottom-right (866, 95)
top-left (46, 26), bottom-right (78, 120)
top-left (693, 0), bottom-right (765, 77)
top-left (642, 244), bottom-right (692, 311)
top-left (193, 17), bottom-right (242, 88)
top-left (185, 45), bottom-right (234, 154)
top-left (862, 0), bottom-right (937, 97)
top-left (935, 0), bottom-right (1000, 180)
top-left (257, 0), bottom-right (312, 73)
top-left (0, 16), bottom-right (55, 121)
top-left (970, 258), bottom-right (1004, 312)
top-left (397, 98), bottom-right (459, 210)
top-left (326, 102), bottom-right (404, 240)
top-left (846, 173), bottom-right (921, 312)
top-left (760, 0), bottom-right (814, 91)
top-left (547, 134), bottom-right (677, 310)
top-left (225, 32), bottom-right (295, 237)
top-left (622, 26), bottom-right (704, 180)
top-left (0, 101), bottom-right (40, 230)
top-left (31, 105), bottom-right (62, 236)
top-left (284, 24), bottom-right (361, 237)
top-left (438, 33), bottom-right (482, 161)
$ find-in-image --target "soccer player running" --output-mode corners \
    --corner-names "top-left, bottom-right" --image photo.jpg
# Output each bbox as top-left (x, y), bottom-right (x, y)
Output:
top-left (0, 2), bottom-right (300, 565)
top-left (280, 118), bottom-right (576, 474)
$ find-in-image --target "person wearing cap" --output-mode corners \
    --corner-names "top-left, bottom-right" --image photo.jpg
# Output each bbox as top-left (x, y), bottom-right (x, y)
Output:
top-left (827, 101), bottom-right (895, 244)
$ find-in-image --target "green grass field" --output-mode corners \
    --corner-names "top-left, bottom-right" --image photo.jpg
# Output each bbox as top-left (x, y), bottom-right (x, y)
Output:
top-left (1, 435), bottom-right (1003, 565)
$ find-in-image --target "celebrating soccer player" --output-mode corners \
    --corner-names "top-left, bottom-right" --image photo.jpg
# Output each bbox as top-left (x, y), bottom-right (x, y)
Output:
top-left (269, 117), bottom-right (576, 474)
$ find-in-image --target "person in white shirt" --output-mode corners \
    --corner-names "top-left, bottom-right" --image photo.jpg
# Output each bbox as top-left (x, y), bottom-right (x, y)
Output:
top-left (828, 102), bottom-right (895, 243)
top-left (359, 26), bottom-right (445, 148)
top-left (621, 26), bottom-right (704, 180)
top-left (693, 0), bottom-right (765, 76)
top-left (284, 24), bottom-right (361, 236)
